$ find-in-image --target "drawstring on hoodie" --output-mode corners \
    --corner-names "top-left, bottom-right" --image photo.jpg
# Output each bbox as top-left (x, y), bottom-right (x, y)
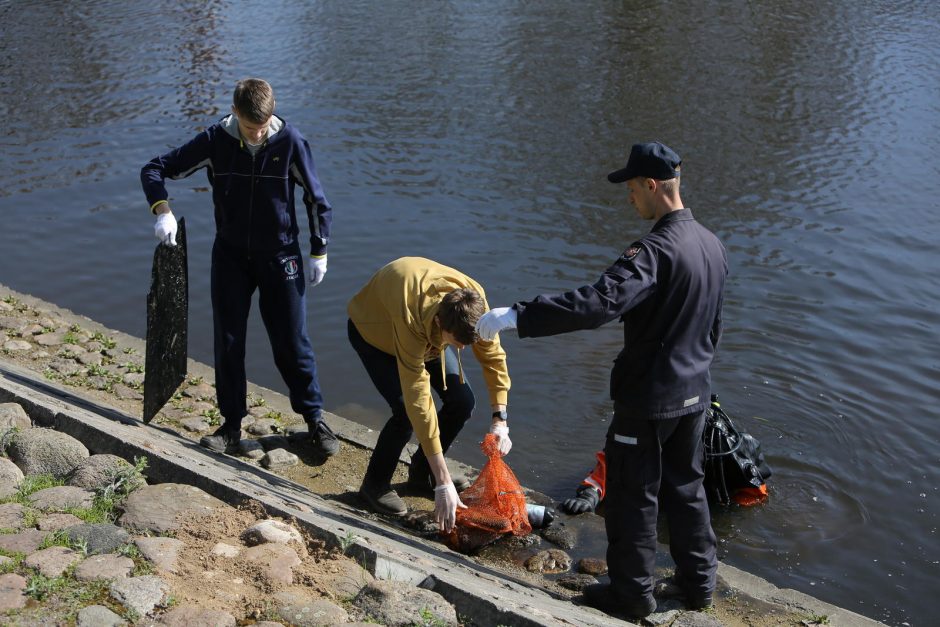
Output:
top-left (440, 346), bottom-right (466, 392)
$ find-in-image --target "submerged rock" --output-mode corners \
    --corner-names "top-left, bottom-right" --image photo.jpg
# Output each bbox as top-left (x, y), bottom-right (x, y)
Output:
top-left (524, 548), bottom-right (572, 574)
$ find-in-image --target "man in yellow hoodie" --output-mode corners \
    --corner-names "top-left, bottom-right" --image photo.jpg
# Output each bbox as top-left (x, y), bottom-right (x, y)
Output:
top-left (347, 257), bottom-right (512, 532)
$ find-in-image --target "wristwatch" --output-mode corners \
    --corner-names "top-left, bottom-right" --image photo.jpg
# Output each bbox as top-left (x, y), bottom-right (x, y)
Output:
top-left (492, 409), bottom-right (508, 421)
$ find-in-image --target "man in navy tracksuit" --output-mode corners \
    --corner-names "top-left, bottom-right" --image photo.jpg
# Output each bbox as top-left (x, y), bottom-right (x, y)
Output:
top-left (140, 78), bottom-right (339, 457)
top-left (477, 142), bottom-right (727, 619)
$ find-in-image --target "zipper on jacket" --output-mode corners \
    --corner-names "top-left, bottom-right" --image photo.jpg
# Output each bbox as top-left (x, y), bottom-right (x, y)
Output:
top-left (247, 151), bottom-right (256, 250)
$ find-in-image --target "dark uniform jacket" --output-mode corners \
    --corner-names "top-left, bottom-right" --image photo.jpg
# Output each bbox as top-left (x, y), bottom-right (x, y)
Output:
top-left (514, 209), bottom-right (727, 420)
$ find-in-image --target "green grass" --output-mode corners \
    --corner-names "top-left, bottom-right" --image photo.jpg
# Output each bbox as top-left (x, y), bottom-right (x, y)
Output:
top-left (0, 550), bottom-right (24, 574)
top-left (90, 331), bottom-right (117, 349)
top-left (202, 407), bottom-right (222, 426)
top-left (65, 496), bottom-right (116, 525)
top-left (37, 529), bottom-right (89, 554)
top-left (416, 606), bottom-right (450, 627)
top-left (0, 474), bottom-right (64, 505)
top-left (25, 573), bottom-right (69, 601)
top-left (116, 543), bottom-right (154, 577)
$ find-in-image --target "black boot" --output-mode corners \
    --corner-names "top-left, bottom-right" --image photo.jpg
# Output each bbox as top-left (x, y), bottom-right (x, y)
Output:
top-left (583, 583), bottom-right (656, 620)
top-left (199, 424), bottom-right (241, 454)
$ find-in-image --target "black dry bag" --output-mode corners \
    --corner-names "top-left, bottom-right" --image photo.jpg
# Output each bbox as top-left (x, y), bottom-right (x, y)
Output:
top-left (703, 394), bottom-right (772, 505)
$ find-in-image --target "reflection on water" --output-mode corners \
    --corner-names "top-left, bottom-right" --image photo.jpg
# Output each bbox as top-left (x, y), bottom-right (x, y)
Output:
top-left (1, 1), bottom-right (938, 624)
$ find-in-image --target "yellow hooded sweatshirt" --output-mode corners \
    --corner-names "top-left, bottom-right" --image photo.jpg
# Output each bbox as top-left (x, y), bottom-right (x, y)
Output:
top-left (347, 257), bottom-right (511, 458)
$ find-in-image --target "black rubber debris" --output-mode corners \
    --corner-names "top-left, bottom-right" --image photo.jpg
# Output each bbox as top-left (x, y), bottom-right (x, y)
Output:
top-left (143, 217), bottom-right (188, 423)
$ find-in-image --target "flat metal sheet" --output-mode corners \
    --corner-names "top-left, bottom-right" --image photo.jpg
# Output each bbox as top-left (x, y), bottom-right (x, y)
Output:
top-left (143, 217), bottom-right (188, 423)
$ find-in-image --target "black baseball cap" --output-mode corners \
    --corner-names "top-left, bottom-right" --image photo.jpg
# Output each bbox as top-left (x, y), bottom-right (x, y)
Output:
top-left (607, 142), bottom-right (681, 183)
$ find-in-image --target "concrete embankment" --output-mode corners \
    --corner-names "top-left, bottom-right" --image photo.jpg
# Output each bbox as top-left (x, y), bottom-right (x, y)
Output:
top-left (0, 283), bottom-right (884, 626)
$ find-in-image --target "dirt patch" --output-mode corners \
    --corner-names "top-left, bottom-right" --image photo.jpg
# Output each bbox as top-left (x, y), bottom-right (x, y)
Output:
top-left (163, 503), bottom-right (353, 621)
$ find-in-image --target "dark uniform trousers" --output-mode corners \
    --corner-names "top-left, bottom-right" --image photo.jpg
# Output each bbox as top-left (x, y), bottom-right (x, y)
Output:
top-left (604, 406), bottom-right (717, 602)
top-left (210, 238), bottom-right (324, 428)
top-left (347, 319), bottom-right (475, 490)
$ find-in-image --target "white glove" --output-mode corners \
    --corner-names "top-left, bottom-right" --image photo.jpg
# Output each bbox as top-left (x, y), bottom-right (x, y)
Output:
top-left (475, 307), bottom-right (517, 341)
top-left (433, 482), bottom-right (467, 533)
top-left (489, 422), bottom-right (512, 456)
top-left (154, 212), bottom-right (177, 246)
top-left (309, 255), bottom-right (327, 286)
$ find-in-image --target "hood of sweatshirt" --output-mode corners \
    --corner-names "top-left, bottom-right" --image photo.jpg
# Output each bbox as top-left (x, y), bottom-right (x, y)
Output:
top-left (221, 113), bottom-right (284, 146)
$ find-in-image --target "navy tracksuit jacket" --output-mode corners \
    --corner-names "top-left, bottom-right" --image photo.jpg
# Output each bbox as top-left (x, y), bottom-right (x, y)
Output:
top-left (140, 115), bottom-right (331, 425)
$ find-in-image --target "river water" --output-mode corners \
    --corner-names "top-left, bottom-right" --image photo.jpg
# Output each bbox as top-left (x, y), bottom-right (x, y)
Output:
top-left (1, 1), bottom-right (937, 623)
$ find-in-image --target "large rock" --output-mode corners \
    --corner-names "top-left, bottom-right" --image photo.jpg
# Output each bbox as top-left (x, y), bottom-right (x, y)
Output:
top-left (241, 519), bottom-right (303, 546)
top-left (210, 542), bottom-right (241, 558)
top-left (119, 483), bottom-right (229, 534)
top-left (247, 418), bottom-right (277, 435)
top-left (67, 454), bottom-right (140, 491)
top-left (65, 523), bottom-right (131, 555)
top-left (261, 448), bottom-right (299, 470)
top-left (182, 382), bottom-right (215, 401)
top-left (28, 485), bottom-right (95, 511)
top-left (23, 545), bottom-right (84, 577)
top-left (0, 403), bottom-right (31, 439)
top-left (241, 543), bottom-right (302, 585)
top-left (0, 458), bottom-right (24, 499)
top-left (134, 536), bottom-right (184, 574)
top-left (319, 558), bottom-right (375, 601)
top-left (37, 512), bottom-right (84, 531)
top-left (109, 575), bottom-right (169, 616)
top-left (157, 606), bottom-right (237, 627)
top-left (353, 580), bottom-right (458, 626)
top-left (2, 339), bottom-right (31, 352)
top-left (7, 428), bottom-right (89, 478)
top-left (0, 529), bottom-right (47, 554)
top-left (0, 573), bottom-right (28, 612)
top-left (0, 503), bottom-right (26, 530)
top-left (74, 553), bottom-right (135, 582)
top-left (274, 590), bottom-right (348, 626)
top-left (238, 439), bottom-right (265, 460)
top-left (77, 604), bottom-right (126, 627)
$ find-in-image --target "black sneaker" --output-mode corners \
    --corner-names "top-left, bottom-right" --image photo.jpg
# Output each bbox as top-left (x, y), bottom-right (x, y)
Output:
top-left (359, 482), bottom-right (407, 516)
top-left (310, 420), bottom-right (339, 457)
top-left (583, 583), bottom-right (656, 620)
top-left (199, 426), bottom-right (240, 454)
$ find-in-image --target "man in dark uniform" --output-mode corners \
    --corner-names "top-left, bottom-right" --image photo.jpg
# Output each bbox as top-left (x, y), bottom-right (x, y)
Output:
top-left (476, 142), bottom-right (727, 620)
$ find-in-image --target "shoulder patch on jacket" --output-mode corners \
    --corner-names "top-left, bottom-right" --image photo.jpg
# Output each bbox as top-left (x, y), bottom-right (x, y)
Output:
top-left (622, 246), bottom-right (641, 261)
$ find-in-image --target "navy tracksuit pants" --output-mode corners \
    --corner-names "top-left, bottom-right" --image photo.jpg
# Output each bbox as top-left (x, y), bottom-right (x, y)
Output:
top-left (210, 238), bottom-right (323, 428)
top-left (604, 406), bottom-right (717, 603)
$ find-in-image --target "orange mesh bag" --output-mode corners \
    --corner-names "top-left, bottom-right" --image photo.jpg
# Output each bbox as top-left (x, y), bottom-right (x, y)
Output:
top-left (443, 434), bottom-right (532, 552)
